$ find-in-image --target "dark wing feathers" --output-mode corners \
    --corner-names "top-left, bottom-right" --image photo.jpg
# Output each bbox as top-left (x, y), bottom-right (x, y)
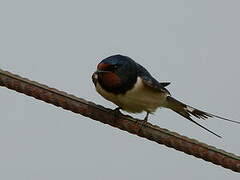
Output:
top-left (136, 64), bottom-right (170, 93)
top-left (140, 75), bottom-right (170, 93)
top-left (160, 82), bottom-right (171, 87)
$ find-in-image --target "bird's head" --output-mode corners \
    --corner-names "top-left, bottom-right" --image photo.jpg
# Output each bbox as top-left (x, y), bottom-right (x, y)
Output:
top-left (92, 54), bottom-right (138, 94)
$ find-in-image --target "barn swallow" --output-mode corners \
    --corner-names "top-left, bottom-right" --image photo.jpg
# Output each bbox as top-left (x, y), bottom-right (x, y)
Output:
top-left (92, 54), bottom-right (239, 138)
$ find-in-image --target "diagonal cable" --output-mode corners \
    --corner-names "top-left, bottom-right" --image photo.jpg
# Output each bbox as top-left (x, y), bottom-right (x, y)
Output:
top-left (0, 68), bottom-right (240, 172)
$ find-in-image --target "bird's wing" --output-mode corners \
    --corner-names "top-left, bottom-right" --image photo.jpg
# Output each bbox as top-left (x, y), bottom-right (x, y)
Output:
top-left (136, 63), bottom-right (170, 93)
top-left (140, 74), bottom-right (170, 94)
top-left (160, 82), bottom-right (171, 87)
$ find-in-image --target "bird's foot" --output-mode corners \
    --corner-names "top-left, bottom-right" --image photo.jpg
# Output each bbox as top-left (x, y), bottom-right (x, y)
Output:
top-left (136, 112), bottom-right (149, 128)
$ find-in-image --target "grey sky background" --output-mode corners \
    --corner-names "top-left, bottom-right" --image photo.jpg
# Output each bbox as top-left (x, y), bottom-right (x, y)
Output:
top-left (1, 0), bottom-right (240, 179)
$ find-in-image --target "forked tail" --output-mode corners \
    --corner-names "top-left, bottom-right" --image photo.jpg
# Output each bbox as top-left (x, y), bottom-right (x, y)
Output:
top-left (166, 96), bottom-right (240, 138)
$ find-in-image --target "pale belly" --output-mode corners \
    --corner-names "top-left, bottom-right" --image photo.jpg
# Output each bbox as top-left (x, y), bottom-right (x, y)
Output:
top-left (95, 77), bottom-right (169, 113)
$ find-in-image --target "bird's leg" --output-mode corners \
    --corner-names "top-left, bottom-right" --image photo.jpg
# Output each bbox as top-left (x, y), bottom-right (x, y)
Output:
top-left (136, 112), bottom-right (149, 128)
top-left (143, 112), bottom-right (149, 122)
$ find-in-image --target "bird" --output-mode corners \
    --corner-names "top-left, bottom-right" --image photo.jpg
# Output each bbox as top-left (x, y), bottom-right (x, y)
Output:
top-left (92, 54), bottom-right (239, 138)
